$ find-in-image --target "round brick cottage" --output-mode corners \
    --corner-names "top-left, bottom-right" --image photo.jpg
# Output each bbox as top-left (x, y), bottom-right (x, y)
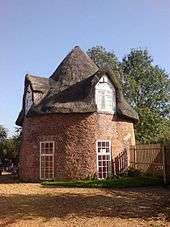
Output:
top-left (16, 46), bottom-right (138, 182)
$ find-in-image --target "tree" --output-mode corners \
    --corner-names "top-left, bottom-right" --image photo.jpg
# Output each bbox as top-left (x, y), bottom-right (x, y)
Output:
top-left (121, 49), bottom-right (169, 143)
top-left (4, 128), bottom-right (22, 165)
top-left (135, 107), bottom-right (169, 143)
top-left (0, 125), bottom-right (7, 142)
top-left (0, 127), bottom-right (21, 166)
top-left (0, 125), bottom-right (7, 162)
top-left (87, 46), bottom-right (170, 143)
top-left (87, 46), bottom-right (122, 83)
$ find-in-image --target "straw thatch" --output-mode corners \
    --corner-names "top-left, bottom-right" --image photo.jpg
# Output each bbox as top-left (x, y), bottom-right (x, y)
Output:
top-left (16, 46), bottom-right (139, 126)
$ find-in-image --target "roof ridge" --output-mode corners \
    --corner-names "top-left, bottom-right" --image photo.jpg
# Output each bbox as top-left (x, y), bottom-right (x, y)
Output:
top-left (26, 74), bottom-right (48, 80)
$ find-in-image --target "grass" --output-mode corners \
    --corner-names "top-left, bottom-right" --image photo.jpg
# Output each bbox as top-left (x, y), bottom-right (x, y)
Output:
top-left (42, 176), bottom-right (163, 188)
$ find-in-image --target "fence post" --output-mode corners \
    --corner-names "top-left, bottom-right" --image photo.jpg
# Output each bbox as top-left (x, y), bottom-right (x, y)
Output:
top-left (134, 146), bottom-right (136, 169)
top-left (162, 143), bottom-right (166, 185)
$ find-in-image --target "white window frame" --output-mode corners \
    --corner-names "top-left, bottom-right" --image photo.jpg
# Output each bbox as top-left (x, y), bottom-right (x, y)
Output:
top-left (95, 75), bottom-right (116, 114)
top-left (96, 140), bottom-right (112, 179)
top-left (40, 141), bottom-right (55, 180)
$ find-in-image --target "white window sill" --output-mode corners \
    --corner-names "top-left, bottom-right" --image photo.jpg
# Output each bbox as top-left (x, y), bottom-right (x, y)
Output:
top-left (97, 110), bottom-right (115, 115)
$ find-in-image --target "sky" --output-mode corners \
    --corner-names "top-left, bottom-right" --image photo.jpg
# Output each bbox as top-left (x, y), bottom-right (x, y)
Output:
top-left (0, 0), bottom-right (170, 136)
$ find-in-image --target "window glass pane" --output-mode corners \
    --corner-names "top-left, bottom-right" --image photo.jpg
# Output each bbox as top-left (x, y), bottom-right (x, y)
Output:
top-left (106, 148), bottom-right (109, 153)
top-left (106, 155), bottom-right (110, 160)
top-left (98, 172), bottom-right (102, 178)
top-left (106, 142), bottom-right (109, 147)
top-left (98, 142), bottom-right (101, 147)
top-left (98, 161), bottom-right (102, 166)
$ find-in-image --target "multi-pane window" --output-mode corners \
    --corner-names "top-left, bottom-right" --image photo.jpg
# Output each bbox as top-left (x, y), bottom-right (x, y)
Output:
top-left (95, 75), bottom-right (116, 113)
top-left (40, 141), bottom-right (54, 180)
top-left (96, 140), bottom-right (112, 179)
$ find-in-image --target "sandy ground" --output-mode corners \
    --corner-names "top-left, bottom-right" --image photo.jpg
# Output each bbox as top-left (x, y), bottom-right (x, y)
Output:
top-left (0, 183), bottom-right (169, 227)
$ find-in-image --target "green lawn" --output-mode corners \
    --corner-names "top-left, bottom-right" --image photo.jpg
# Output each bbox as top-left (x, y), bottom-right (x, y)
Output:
top-left (42, 176), bottom-right (163, 188)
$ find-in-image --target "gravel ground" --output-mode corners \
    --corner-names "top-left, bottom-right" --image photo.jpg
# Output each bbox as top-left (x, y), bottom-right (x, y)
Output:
top-left (0, 183), bottom-right (169, 227)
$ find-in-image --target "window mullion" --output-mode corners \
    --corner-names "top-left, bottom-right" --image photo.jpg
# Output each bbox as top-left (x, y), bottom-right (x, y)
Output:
top-left (97, 140), bottom-right (111, 179)
top-left (40, 141), bottom-right (54, 180)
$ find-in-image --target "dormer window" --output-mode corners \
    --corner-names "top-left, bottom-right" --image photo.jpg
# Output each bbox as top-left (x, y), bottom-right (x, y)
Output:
top-left (95, 75), bottom-right (116, 113)
top-left (25, 85), bottom-right (33, 114)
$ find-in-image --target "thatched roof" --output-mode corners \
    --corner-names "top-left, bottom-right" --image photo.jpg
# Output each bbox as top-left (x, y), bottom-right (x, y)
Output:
top-left (16, 46), bottom-right (139, 126)
top-left (25, 75), bottom-right (49, 92)
top-left (50, 46), bottom-right (99, 88)
top-left (16, 74), bottom-right (50, 126)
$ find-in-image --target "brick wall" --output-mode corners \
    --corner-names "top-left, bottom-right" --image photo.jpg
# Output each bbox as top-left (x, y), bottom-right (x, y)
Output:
top-left (19, 113), bottom-right (135, 181)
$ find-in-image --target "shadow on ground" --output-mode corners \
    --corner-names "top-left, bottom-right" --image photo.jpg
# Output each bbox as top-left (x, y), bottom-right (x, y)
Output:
top-left (0, 186), bottom-right (169, 224)
top-left (0, 172), bottom-right (19, 184)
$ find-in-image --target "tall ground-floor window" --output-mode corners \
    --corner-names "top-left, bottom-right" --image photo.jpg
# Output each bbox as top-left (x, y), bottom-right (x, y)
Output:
top-left (96, 140), bottom-right (112, 179)
top-left (40, 141), bottom-right (54, 180)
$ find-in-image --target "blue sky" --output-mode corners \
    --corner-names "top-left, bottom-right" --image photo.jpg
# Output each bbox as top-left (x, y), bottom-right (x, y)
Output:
top-left (0, 0), bottom-right (170, 136)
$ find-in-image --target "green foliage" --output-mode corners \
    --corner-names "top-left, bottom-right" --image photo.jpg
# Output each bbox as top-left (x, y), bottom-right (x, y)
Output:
top-left (135, 107), bottom-right (169, 143)
top-left (0, 125), bottom-right (7, 142)
top-left (121, 49), bottom-right (169, 113)
top-left (87, 46), bottom-right (122, 83)
top-left (0, 127), bottom-right (21, 165)
top-left (121, 49), bottom-right (169, 143)
top-left (87, 46), bottom-right (170, 143)
top-left (42, 176), bottom-right (162, 188)
top-left (0, 125), bottom-right (7, 163)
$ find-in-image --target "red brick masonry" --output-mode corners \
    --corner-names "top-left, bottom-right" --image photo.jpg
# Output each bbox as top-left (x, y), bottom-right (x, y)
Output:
top-left (19, 113), bottom-right (135, 181)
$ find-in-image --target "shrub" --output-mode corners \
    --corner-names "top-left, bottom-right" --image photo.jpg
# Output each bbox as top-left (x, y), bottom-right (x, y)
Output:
top-left (127, 167), bottom-right (142, 177)
top-left (42, 176), bottom-right (163, 188)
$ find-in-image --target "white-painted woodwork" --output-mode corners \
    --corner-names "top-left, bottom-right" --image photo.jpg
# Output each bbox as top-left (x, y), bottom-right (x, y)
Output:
top-left (95, 75), bottom-right (116, 113)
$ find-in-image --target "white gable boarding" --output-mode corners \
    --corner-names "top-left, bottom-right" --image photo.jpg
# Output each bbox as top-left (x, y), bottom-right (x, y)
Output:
top-left (95, 75), bottom-right (116, 113)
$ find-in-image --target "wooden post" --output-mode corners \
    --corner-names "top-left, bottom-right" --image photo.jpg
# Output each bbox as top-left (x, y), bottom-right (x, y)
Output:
top-left (134, 147), bottom-right (136, 169)
top-left (162, 143), bottom-right (166, 185)
top-left (113, 160), bottom-right (116, 176)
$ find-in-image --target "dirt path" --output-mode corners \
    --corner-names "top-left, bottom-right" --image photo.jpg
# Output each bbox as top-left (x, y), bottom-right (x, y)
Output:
top-left (0, 184), bottom-right (169, 226)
